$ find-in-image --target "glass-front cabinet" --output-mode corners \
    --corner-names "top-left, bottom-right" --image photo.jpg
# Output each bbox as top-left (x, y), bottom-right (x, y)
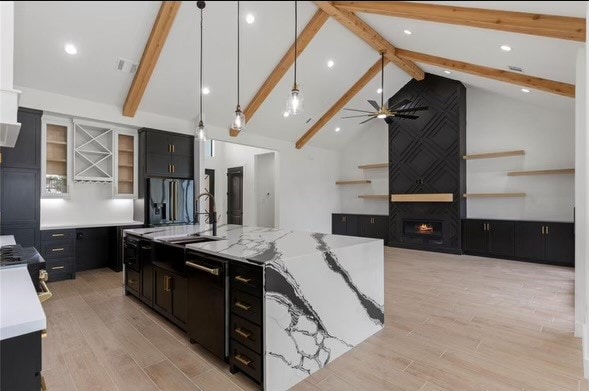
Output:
top-left (113, 128), bottom-right (138, 198)
top-left (41, 115), bottom-right (73, 197)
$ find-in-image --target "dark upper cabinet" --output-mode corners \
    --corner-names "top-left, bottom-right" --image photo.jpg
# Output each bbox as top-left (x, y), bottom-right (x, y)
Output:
top-left (75, 227), bottom-right (115, 271)
top-left (359, 215), bottom-right (388, 242)
top-left (171, 153), bottom-right (193, 178)
top-left (1, 169), bottom-right (39, 225)
top-left (462, 219), bottom-right (487, 254)
top-left (515, 222), bottom-right (545, 260)
top-left (170, 134), bottom-right (193, 156)
top-left (140, 128), bottom-right (194, 179)
top-left (487, 221), bottom-right (515, 257)
top-left (146, 153), bottom-right (171, 177)
top-left (544, 223), bottom-right (574, 265)
top-left (146, 131), bottom-right (170, 155)
top-left (1, 108), bottom-right (42, 169)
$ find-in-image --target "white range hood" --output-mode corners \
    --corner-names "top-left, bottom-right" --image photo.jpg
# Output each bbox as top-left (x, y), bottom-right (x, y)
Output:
top-left (0, 2), bottom-right (21, 148)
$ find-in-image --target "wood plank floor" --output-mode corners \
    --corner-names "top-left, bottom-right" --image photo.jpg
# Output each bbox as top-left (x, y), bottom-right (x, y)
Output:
top-left (42, 247), bottom-right (586, 391)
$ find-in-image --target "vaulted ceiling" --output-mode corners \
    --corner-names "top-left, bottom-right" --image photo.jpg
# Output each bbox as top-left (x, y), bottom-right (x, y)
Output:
top-left (13, 1), bottom-right (585, 150)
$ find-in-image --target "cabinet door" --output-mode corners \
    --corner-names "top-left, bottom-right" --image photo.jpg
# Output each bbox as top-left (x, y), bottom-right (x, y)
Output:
top-left (170, 134), bottom-right (193, 157)
top-left (154, 267), bottom-right (172, 314)
top-left (332, 214), bottom-right (347, 235)
top-left (544, 223), bottom-right (574, 266)
top-left (373, 216), bottom-right (389, 242)
top-left (462, 219), bottom-right (487, 254)
top-left (76, 227), bottom-right (114, 271)
top-left (146, 131), bottom-right (171, 155)
top-left (358, 216), bottom-right (375, 238)
top-left (346, 215), bottom-right (359, 236)
top-left (1, 108), bottom-right (41, 169)
top-left (146, 153), bottom-right (171, 177)
top-left (171, 154), bottom-right (193, 178)
top-left (1, 169), bottom-right (39, 225)
top-left (172, 273), bottom-right (187, 324)
top-left (515, 222), bottom-right (545, 260)
top-left (141, 263), bottom-right (154, 303)
top-left (487, 221), bottom-right (515, 257)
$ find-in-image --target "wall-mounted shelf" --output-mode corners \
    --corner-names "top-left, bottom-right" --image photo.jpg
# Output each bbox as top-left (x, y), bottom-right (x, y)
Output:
top-left (74, 121), bottom-right (114, 182)
top-left (47, 140), bottom-right (67, 145)
top-left (507, 168), bottom-right (574, 176)
top-left (358, 195), bottom-right (388, 200)
top-left (391, 193), bottom-right (453, 203)
top-left (336, 180), bottom-right (371, 185)
top-left (463, 150), bottom-right (525, 160)
top-left (358, 163), bottom-right (389, 169)
top-left (463, 193), bottom-right (526, 198)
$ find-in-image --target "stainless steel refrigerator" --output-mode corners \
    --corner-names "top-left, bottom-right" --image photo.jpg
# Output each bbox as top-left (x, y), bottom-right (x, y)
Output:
top-left (147, 178), bottom-right (194, 226)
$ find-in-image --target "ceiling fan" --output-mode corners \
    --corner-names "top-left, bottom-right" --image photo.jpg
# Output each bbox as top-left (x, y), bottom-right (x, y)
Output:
top-left (342, 52), bottom-right (428, 124)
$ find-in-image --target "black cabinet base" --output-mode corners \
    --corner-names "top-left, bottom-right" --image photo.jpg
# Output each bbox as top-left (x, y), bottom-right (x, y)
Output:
top-left (0, 330), bottom-right (42, 391)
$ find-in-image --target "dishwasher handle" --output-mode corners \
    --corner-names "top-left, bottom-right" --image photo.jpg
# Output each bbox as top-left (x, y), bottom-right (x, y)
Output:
top-left (186, 260), bottom-right (220, 276)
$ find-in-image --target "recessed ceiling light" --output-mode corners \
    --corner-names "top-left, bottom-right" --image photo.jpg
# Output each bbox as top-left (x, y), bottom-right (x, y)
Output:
top-left (335, 127), bottom-right (340, 132)
top-left (403, 29), bottom-right (412, 35)
top-left (64, 43), bottom-right (77, 55)
top-left (327, 60), bottom-right (335, 68)
top-left (521, 88), bottom-right (530, 93)
top-left (444, 70), bottom-right (452, 74)
top-left (377, 88), bottom-right (383, 94)
top-left (202, 87), bottom-right (210, 95)
top-left (283, 111), bottom-right (290, 118)
top-left (500, 45), bottom-right (512, 52)
top-left (246, 14), bottom-right (255, 24)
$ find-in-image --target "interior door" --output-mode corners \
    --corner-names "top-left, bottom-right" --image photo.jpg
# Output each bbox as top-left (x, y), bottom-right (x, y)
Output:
top-left (204, 169), bottom-right (215, 223)
top-left (227, 167), bottom-right (243, 225)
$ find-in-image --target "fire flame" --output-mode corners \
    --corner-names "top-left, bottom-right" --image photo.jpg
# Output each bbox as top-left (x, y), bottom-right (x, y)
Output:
top-left (418, 224), bottom-right (433, 233)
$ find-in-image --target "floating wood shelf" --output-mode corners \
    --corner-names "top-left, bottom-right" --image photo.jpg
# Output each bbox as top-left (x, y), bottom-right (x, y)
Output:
top-left (118, 148), bottom-right (134, 153)
top-left (47, 158), bottom-right (67, 163)
top-left (118, 163), bottom-right (134, 168)
top-left (463, 150), bottom-right (525, 160)
top-left (463, 193), bottom-right (526, 198)
top-left (391, 193), bottom-right (453, 203)
top-left (118, 179), bottom-right (134, 183)
top-left (336, 180), bottom-right (371, 185)
top-left (358, 163), bottom-right (389, 169)
top-left (358, 195), bottom-right (388, 200)
top-left (47, 140), bottom-right (67, 145)
top-left (507, 168), bottom-right (574, 176)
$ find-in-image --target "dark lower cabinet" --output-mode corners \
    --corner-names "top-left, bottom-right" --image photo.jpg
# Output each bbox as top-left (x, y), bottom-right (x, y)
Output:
top-left (40, 229), bottom-right (76, 282)
top-left (0, 331), bottom-right (42, 391)
top-left (463, 219), bottom-right (574, 267)
top-left (75, 227), bottom-right (116, 271)
top-left (153, 266), bottom-right (187, 327)
top-left (332, 214), bottom-right (387, 243)
top-left (332, 214), bottom-right (358, 236)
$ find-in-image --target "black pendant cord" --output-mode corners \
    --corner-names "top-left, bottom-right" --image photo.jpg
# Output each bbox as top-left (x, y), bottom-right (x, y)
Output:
top-left (380, 52), bottom-right (384, 108)
top-left (199, 4), bottom-right (204, 122)
top-left (294, 0), bottom-right (297, 88)
top-left (237, 1), bottom-right (240, 108)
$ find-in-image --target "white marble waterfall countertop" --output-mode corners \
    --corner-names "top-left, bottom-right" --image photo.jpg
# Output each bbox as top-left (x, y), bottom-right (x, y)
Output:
top-left (0, 265), bottom-right (47, 341)
top-left (124, 224), bottom-right (382, 264)
top-left (40, 221), bottom-right (144, 230)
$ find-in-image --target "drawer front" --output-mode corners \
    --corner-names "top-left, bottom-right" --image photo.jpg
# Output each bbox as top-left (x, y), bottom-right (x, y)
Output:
top-left (41, 229), bottom-right (75, 242)
top-left (41, 242), bottom-right (74, 259)
top-left (231, 314), bottom-right (262, 354)
top-left (230, 341), bottom-right (262, 383)
top-left (46, 257), bottom-right (74, 275)
top-left (231, 263), bottom-right (262, 297)
top-left (231, 290), bottom-right (262, 325)
top-left (126, 269), bottom-right (140, 293)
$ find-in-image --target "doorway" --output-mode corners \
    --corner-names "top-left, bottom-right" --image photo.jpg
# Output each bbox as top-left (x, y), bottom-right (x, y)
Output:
top-left (204, 169), bottom-right (215, 223)
top-left (227, 166), bottom-right (243, 225)
top-left (255, 153), bottom-right (276, 228)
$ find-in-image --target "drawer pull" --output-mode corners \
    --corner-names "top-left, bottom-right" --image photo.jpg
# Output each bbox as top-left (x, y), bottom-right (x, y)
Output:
top-left (51, 266), bottom-right (65, 270)
top-left (51, 247), bottom-right (64, 252)
top-left (51, 233), bottom-right (65, 237)
top-left (235, 275), bottom-right (252, 284)
top-left (235, 354), bottom-right (252, 366)
top-left (235, 327), bottom-right (252, 339)
top-left (235, 301), bottom-right (251, 311)
top-left (128, 279), bottom-right (137, 284)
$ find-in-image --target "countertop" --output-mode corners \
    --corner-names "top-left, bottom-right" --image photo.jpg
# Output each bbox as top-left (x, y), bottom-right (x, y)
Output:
top-left (0, 265), bottom-right (47, 341)
top-left (0, 235), bottom-right (16, 247)
top-left (41, 221), bottom-right (144, 230)
top-left (124, 224), bottom-right (382, 264)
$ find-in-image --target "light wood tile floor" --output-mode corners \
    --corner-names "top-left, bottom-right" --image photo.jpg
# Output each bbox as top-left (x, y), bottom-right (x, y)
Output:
top-left (42, 247), bottom-right (586, 391)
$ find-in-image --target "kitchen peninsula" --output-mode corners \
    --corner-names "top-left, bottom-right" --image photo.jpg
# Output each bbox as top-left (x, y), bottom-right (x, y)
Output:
top-left (123, 224), bottom-right (384, 391)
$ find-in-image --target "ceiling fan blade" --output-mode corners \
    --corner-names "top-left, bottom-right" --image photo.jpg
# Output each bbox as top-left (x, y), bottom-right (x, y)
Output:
top-left (343, 108), bottom-right (374, 113)
top-left (367, 100), bottom-right (380, 110)
top-left (390, 99), bottom-right (412, 110)
top-left (393, 106), bottom-right (429, 113)
top-left (393, 114), bottom-right (419, 119)
top-left (342, 114), bottom-right (375, 119)
top-left (359, 116), bottom-right (377, 124)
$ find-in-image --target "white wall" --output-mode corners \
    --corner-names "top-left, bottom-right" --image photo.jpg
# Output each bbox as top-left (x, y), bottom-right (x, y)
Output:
top-left (466, 88), bottom-right (575, 222)
top-left (576, 47), bottom-right (586, 340)
top-left (255, 152), bottom-right (276, 228)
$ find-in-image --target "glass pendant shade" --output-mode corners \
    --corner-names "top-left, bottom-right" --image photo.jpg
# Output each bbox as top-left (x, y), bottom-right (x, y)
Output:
top-left (286, 85), bottom-right (303, 115)
top-left (231, 105), bottom-right (245, 132)
top-left (196, 120), bottom-right (207, 142)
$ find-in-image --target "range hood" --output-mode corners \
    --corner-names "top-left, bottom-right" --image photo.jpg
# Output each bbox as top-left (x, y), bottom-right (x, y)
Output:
top-left (0, 88), bottom-right (22, 148)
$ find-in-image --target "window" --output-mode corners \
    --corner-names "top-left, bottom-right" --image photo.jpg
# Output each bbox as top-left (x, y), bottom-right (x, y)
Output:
top-left (205, 139), bottom-right (215, 157)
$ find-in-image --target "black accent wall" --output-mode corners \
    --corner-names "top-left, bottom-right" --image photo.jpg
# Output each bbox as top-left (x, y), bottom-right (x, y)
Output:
top-left (388, 73), bottom-right (466, 254)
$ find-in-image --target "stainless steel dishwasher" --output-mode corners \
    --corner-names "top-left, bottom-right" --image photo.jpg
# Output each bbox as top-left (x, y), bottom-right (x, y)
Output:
top-left (185, 250), bottom-right (229, 360)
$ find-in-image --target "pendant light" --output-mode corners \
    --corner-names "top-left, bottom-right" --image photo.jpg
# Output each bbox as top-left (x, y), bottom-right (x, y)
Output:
top-left (286, 0), bottom-right (303, 115)
top-left (231, 1), bottom-right (245, 132)
top-left (196, 1), bottom-right (207, 142)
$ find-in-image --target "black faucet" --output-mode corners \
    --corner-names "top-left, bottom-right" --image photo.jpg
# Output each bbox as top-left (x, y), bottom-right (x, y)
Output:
top-left (196, 192), bottom-right (217, 236)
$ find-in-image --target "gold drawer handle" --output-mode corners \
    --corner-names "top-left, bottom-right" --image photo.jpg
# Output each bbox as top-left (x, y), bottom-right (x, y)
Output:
top-left (235, 354), bottom-right (252, 366)
top-left (235, 275), bottom-right (252, 284)
top-left (51, 233), bottom-right (64, 237)
top-left (235, 301), bottom-right (251, 311)
top-left (235, 327), bottom-right (252, 339)
top-left (51, 247), bottom-right (64, 252)
top-left (128, 279), bottom-right (137, 284)
top-left (51, 266), bottom-right (65, 270)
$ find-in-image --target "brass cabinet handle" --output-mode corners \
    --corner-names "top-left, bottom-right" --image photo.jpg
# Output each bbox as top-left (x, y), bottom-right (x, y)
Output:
top-left (487, 223), bottom-right (491, 232)
top-left (545, 225), bottom-right (549, 235)
top-left (168, 144), bottom-right (172, 153)
top-left (172, 145), bottom-right (175, 153)
top-left (41, 330), bottom-right (48, 338)
top-left (51, 266), bottom-right (65, 270)
top-left (542, 226), bottom-right (545, 235)
top-left (235, 327), bottom-right (252, 339)
top-left (235, 301), bottom-right (251, 311)
top-left (51, 248), bottom-right (64, 252)
top-left (52, 233), bottom-right (65, 237)
top-left (164, 275), bottom-right (172, 292)
top-left (235, 354), bottom-right (252, 366)
top-left (172, 164), bottom-right (175, 173)
top-left (128, 279), bottom-right (137, 284)
top-left (235, 275), bottom-right (252, 283)
top-left (186, 261), bottom-right (219, 276)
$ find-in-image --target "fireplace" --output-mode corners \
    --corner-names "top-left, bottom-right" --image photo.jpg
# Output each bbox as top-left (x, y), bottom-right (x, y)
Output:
top-left (402, 219), bottom-right (444, 246)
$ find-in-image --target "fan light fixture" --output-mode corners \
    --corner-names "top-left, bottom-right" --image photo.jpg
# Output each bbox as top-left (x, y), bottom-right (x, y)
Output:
top-left (231, 1), bottom-right (245, 132)
top-left (286, 1), bottom-right (303, 115)
top-left (196, 1), bottom-right (207, 141)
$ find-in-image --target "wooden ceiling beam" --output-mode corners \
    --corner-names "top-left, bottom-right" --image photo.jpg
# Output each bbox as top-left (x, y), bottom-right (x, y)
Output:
top-left (123, 1), bottom-right (181, 117)
top-left (334, 2), bottom-right (586, 42)
top-left (296, 58), bottom-right (388, 149)
top-left (315, 2), bottom-right (424, 81)
top-left (230, 9), bottom-right (330, 137)
top-left (396, 49), bottom-right (575, 98)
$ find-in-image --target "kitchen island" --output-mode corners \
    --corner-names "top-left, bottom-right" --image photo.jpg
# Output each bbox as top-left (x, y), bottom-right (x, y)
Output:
top-left (124, 224), bottom-right (384, 391)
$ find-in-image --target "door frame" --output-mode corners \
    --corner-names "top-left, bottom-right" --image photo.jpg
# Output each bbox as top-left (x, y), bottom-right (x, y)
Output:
top-left (204, 168), bottom-right (215, 223)
top-left (227, 166), bottom-right (244, 225)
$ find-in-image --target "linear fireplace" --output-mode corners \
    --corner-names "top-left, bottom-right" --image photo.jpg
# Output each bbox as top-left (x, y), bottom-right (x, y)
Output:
top-left (403, 219), bottom-right (442, 238)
